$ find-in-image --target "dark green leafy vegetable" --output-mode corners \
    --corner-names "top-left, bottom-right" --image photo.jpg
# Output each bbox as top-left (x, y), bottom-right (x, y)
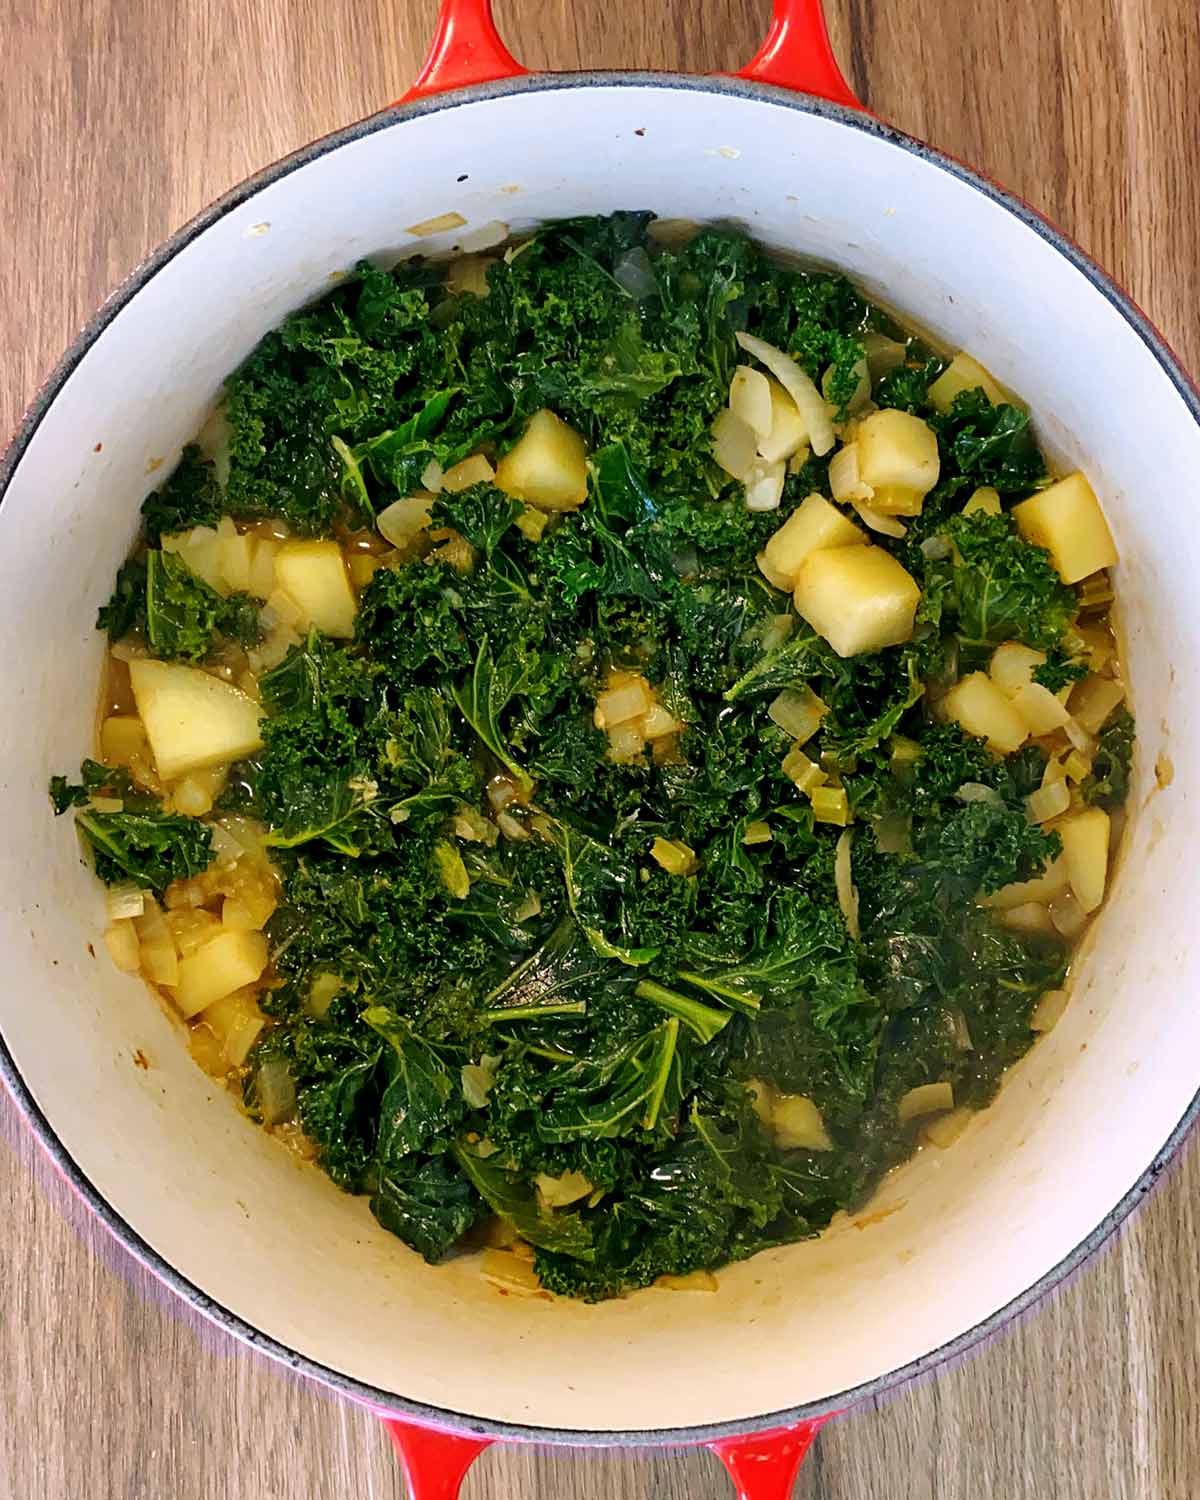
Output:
top-left (60, 213), bottom-right (1136, 1301)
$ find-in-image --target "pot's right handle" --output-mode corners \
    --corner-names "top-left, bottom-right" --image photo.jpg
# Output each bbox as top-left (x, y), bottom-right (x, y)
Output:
top-left (401, 0), bottom-right (862, 109)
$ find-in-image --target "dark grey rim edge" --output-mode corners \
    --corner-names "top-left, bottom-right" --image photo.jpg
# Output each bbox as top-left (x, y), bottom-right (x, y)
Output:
top-left (2, 69), bottom-right (1198, 1450)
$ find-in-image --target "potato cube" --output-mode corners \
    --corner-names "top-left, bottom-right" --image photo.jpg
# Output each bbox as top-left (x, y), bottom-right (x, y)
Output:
top-left (981, 854), bottom-right (1070, 911)
top-left (274, 540), bottom-right (358, 638)
top-left (495, 409), bottom-right (588, 511)
top-left (1059, 807), bottom-right (1110, 913)
top-left (174, 930), bottom-right (269, 1019)
top-left (793, 545), bottom-right (920, 658)
top-left (927, 352), bottom-right (1006, 414)
top-left (989, 641), bottom-right (1046, 696)
top-left (216, 529), bottom-right (253, 595)
top-left (941, 671), bottom-right (1028, 754)
top-left (129, 659), bottom-right (263, 782)
top-left (201, 988), bottom-right (266, 1067)
top-left (963, 485), bottom-right (1002, 517)
top-left (758, 494), bottom-right (866, 591)
top-left (1013, 473), bottom-right (1118, 584)
top-left (855, 409), bottom-right (940, 497)
top-left (757, 379), bottom-right (809, 463)
top-left (1010, 681), bottom-right (1072, 736)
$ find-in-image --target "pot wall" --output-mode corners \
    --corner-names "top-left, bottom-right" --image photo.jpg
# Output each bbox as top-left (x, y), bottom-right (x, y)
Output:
top-left (0, 77), bottom-right (1195, 1439)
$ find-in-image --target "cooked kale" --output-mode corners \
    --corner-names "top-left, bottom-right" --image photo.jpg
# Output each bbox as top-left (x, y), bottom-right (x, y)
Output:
top-left (57, 213), bottom-right (1136, 1300)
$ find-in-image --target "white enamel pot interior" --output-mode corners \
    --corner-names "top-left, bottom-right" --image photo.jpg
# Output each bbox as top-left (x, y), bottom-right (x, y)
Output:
top-left (1, 74), bottom-right (1197, 1444)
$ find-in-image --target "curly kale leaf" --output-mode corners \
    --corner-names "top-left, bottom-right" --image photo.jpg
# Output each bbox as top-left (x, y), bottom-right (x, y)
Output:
top-left (1083, 707), bottom-right (1135, 808)
top-left (140, 445), bottom-right (223, 544)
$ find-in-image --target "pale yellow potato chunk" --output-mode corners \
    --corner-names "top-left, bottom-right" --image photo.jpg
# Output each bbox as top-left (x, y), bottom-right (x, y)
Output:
top-left (963, 485), bottom-right (1002, 517)
top-left (981, 854), bottom-right (1070, 911)
top-left (129, 660), bottom-right (264, 782)
top-left (174, 930), bottom-right (269, 1019)
top-left (927, 352), bottom-right (1006, 414)
top-left (495, 409), bottom-right (588, 511)
top-left (1058, 807), bottom-right (1111, 913)
top-left (989, 641), bottom-right (1046, 696)
top-left (793, 545), bottom-right (920, 658)
top-left (1013, 472), bottom-right (1118, 584)
top-left (274, 540), bottom-right (358, 639)
top-left (941, 671), bottom-right (1028, 754)
top-left (855, 409), bottom-right (940, 496)
top-left (758, 494), bottom-right (866, 591)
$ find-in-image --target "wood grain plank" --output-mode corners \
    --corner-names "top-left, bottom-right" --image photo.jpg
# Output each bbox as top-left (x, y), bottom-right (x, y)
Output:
top-left (2, 1), bottom-right (1198, 1496)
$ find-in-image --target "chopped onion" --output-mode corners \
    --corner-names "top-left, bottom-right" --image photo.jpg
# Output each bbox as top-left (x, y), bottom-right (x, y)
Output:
top-left (834, 829), bottom-right (860, 941)
top-left (1064, 717), bottom-right (1096, 756)
top-left (640, 703), bottom-right (680, 740)
top-left (377, 493), bottom-right (435, 548)
top-left (420, 458), bottom-right (444, 493)
top-left (480, 1248), bottom-right (542, 1294)
top-left (729, 365), bottom-right (773, 439)
top-left (535, 1169), bottom-right (593, 1209)
top-left (462, 1060), bottom-right (498, 1109)
top-left (852, 499), bottom-right (906, 537)
top-left (711, 408), bottom-right (758, 481)
top-left (106, 882), bottom-right (146, 921)
top-left (1030, 987), bottom-right (1070, 1032)
top-left (103, 921), bottom-right (141, 974)
top-left (613, 247), bottom-right (655, 299)
top-left (767, 687), bottom-right (826, 744)
top-left (595, 677), bottom-right (650, 728)
top-left (1027, 779), bottom-right (1072, 825)
top-left (744, 459), bottom-right (786, 512)
top-left (920, 534), bottom-right (953, 561)
top-left (256, 1058), bottom-right (296, 1125)
top-left (828, 442), bottom-right (872, 504)
top-left (486, 775), bottom-right (520, 811)
top-left (921, 1108), bottom-right (972, 1148)
top-left (782, 744), bottom-right (827, 794)
top-left (862, 331), bottom-right (907, 380)
top-left (496, 810), bottom-right (529, 841)
top-left (735, 331), bottom-right (836, 455)
top-left (760, 613), bottom-right (795, 653)
top-left (1070, 675), bottom-right (1126, 735)
top-left (955, 782), bottom-right (1002, 806)
top-left (873, 812), bottom-right (911, 855)
top-left (1049, 890), bottom-right (1089, 939)
top-left (898, 1081), bottom-right (954, 1124)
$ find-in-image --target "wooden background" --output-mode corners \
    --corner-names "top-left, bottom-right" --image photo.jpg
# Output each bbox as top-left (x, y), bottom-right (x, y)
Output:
top-left (2, 0), bottom-right (1199, 1494)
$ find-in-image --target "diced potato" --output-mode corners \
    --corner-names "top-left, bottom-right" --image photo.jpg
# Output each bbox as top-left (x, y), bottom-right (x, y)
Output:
top-left (940, 671), bottom-right (1027, 754)
top-left (771, 1094), bottom-right (833, 1151)
top-left (377, 493), bottom-right (435, 549)
top-left (730, 365), bottom-right (773, 439)
top-left (129, 659), bottom-right (264, 782)
top-left (758, 493), bottom-right (868, 592)
top-left (866, 484), bottom-right (925, 518)
top-left (963, 485), bottom-right (1002, 517)
top-left (898, 1081), bottom-right (954, 1124)
top-left (606, 723), bottom-right (645, 763)
top-left (103, 920), bottom-right (141, 974)
top-left (100, 715), bottom-right (149, 768)
top-left (927, 351), bottom-right (1006, 413)
top-left (172, 773), bottom-right (218, 818)
top-left (982, 854), bottom-right (1070, 911)
top-left (201, 987), bottom-right (266, 1067)
top-left (793, 545), bottom-right (920, 658)
top-left (441, 453), bottom-right (496, 492)
top-left (989, 641), bottom-right (1046, 696)
top-left (757, 380), bottom-right (809, 463)
top-left (274, 540), bottom-right (358, 639)
top-left (216, 529), bottom-right (253, 595)
top-left (1013, 472), bottom-right (1118, 584)
top-left (446, 254), bottom-right (497, 298)
top-left (515, 505), bottom-right (549, 542)
top-left (1070, 674), bottom-right (1126, 735)
top-left (174, 930), bottom-right (269, 1019)
top-left (855, 409), bottom-right (940, 498)
top-left (651, 837), bottom-right (699, 876)
top-left (347, 554), bottom-right (381, 591)
top-left (1011, 681), bottom-right (1072, 736)
top-left (495, 409), bottom-right (588, 511)
top-left (246, 537), bottom-right (279, 600)
top-left (1058, 807), bottom-right (1110, 913)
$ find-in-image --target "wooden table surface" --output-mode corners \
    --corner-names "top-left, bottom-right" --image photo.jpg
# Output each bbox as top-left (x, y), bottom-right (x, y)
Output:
top-left (3, 0), bottom-right (1199, 1495)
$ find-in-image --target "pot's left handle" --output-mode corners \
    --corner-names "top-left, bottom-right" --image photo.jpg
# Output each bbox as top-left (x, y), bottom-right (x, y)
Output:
top-left (382, 1416), bottom-right (832, 1498)
top-left (400, 0), bottom-right (861, 108)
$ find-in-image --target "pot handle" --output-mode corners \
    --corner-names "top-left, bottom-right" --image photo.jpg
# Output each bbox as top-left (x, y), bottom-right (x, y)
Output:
top-left (381, 1415), bottom-right (832, 1498)
top-left (400, 0), bottom-right (861, 108)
